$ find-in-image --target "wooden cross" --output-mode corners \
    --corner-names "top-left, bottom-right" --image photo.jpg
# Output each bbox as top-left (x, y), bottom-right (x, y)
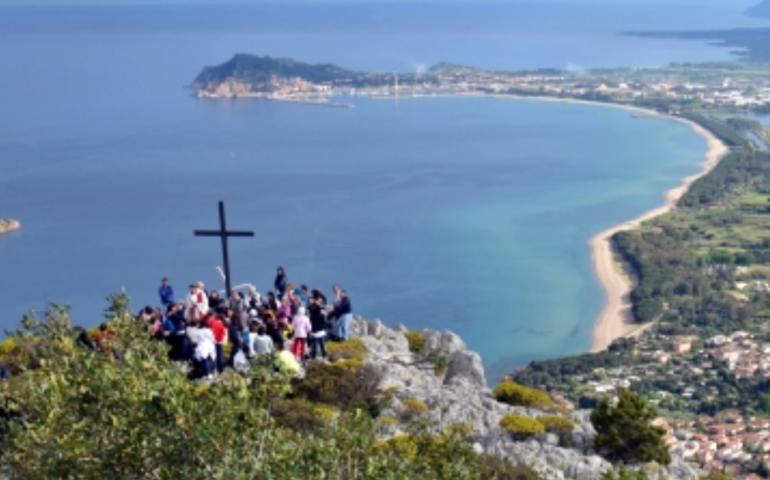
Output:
top-left (194, 201), bottom-right (254, 295)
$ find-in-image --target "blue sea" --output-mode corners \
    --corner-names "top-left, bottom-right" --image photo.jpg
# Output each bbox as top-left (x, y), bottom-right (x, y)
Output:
top-left (0, 1), bottom-right (764, 380)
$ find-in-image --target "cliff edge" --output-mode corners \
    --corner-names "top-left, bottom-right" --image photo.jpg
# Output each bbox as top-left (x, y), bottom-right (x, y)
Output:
top-left (349, 317), bottom-right (698, 480)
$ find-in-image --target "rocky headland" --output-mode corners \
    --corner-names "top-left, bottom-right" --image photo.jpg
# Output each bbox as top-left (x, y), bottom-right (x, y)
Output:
top-left (348, 317), bottom-right (698, 480)
top-left (0, 219), bottom-right (20, 235)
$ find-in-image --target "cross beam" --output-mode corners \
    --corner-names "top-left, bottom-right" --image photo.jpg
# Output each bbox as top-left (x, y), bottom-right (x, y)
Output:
top-left (194, 201), bottom-right (254, 295)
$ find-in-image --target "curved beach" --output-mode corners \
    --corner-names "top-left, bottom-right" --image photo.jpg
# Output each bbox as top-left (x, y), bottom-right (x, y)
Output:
top-left (590, 115), bottom-right (728, 352)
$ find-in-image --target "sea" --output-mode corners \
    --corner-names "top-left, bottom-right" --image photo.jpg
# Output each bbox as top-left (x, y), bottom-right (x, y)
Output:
top-left (0, 1), bottom-right (766, 381)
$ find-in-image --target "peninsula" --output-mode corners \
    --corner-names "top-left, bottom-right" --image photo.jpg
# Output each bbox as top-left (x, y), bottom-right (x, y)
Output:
top-left (0, 218), bottom-right (20, 235)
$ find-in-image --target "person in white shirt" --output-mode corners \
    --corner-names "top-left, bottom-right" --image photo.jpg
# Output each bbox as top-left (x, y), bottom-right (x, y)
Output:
top-left (249, 324), bottom-right (274, 356)
top-left (193, 322), bottom-right (217, 379)
top-left (186, 283), bottom-right (208, 322)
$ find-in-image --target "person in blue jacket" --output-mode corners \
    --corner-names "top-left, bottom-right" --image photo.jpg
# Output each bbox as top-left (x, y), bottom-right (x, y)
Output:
top-left (274, 267), bottom-right (288, 298)
top-left (158, 277), bottom-right (174, 307)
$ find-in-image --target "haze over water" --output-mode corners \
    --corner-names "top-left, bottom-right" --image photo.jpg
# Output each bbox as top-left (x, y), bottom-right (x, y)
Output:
top-left (0, 1), bottom-right (763, 380)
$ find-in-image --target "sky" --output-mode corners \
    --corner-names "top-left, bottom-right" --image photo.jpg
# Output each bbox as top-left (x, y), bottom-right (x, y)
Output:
top-left (0, 0), bottom-right (759, 5)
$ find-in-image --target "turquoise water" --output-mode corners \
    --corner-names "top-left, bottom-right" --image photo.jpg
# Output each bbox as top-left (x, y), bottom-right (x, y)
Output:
top-left (0, 3), bottom-right (726, 381)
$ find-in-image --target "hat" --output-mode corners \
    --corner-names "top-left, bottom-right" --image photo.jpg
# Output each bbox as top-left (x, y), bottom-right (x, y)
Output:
top-left (249, 309), bottom-right (258, 317)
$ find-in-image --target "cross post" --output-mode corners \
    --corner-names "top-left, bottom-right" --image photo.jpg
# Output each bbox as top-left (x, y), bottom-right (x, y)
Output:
top-left (194, 201), bottom-right (254, 295)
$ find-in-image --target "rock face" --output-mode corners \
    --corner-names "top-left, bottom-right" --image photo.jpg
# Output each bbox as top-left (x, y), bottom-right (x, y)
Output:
top-left (0, 219), bottom-right (20, 235)
top-left (351, 317), bottom-right (699, 480)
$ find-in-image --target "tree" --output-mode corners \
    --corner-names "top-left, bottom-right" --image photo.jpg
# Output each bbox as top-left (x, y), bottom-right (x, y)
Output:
top-left (0, 299), bottom-right (541, 480)
top-left (590, 389), bottom-right (671, 466)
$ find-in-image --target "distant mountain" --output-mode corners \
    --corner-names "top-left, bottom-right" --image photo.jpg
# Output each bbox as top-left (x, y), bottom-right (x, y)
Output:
top-left (192, 54), bottom-right (359, 89)
top-left (746, 0), bottom-right (770, 18)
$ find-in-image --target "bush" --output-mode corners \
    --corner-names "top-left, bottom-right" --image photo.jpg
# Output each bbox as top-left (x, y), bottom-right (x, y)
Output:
top-left (292, 361), bottom-right (384, 417)
top-left (404, 331), bottom-right (426, 353)
top-left (0, 337), bottom-right (37, 375)
top-left (269, 397), bottom-right (325, 432)
top-left (327, 338), bottom-right (368, 362)
top-left (493, 381), bottom-right (554, 409)
top-left (331, 358), bottom-right (363, 373)
top-left (374, 435), bottom-right (419, 460)
top-left (499, 414), bottom-right (546, 441)
top-left (402, 398), bottom-right (428, 413)
top-left (537, 415), bottom-right (575, 447)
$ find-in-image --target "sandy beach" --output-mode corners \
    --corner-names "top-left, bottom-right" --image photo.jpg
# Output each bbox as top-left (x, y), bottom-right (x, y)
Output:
top-left (588, 113), bottom-right (729, 352)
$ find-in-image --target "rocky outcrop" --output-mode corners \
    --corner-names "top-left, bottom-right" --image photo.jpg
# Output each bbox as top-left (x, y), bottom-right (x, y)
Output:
top-left (350, 317), bottom-right (699, 480)
top-left (0, 219), bottom-right (20, 235)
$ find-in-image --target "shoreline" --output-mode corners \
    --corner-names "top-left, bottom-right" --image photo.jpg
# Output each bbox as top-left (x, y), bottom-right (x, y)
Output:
top-left (487, 94), bottom-right (730, 352)
top-left (588, 112), bottom-right (729, 352)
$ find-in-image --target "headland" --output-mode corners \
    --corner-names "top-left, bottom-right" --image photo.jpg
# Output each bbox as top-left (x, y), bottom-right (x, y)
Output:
top-left (0, 219), bottom-right (20, 235)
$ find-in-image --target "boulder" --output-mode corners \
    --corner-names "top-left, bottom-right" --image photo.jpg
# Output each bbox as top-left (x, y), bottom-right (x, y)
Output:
top-left (444, 350), bottom-right (486, 388)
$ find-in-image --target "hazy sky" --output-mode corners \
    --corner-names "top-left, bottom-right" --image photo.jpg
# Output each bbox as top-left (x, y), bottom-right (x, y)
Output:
top-left (0, 0), bottom-right (758, 5)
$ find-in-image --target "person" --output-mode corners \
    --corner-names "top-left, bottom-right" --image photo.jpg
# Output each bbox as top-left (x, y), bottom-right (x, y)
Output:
top-left (186, 283), bottom-right (208, 322)
top-left (330, 290), bottom-right (352, 341)
top-left (246, 287), bottom-right (262, 311)
top-left (233, 345), bottom-right (250, 370)
top-left (274, 341), bottom-right (300, 375)
top-left (250, 324), bottom-right (274, 356)
top-left (228, 288), bottom-right (248, 329)
top-left (93, 323), bottom-right (115, 352)
top-left (274, 266), bottom-right (288, 298)
top-left (265, 318), bottom-right (284, 348)
top-left (225, 313), bottom-right (243, 368)
top-left (291, 306), bottom-right (311, 360)
top-left (265, 292), bottom-right (279, 313)
top-left (296, 284), bottom-right (310, 304)
top-left (208, 290), bottom-right (225, 313)
top-left (208, 313), bottom-right (228, 374)
top-left (193, 320), bottom-right (216, 380)
top-left (308, 297), bottom-right (328, 360)
top-left (158, 277), bottom-right (174, 307)
top-left (311, 289), bottom-right (327, 308)
top-left (166, 302), bottom-right (187, 361)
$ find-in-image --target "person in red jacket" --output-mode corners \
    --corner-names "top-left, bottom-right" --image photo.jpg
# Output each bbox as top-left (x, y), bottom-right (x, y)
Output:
top-left (208, 313), bottom-right (228, 373)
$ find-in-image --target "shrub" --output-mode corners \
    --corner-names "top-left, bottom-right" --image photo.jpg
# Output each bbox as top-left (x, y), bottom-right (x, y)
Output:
top-left (0, 337), bottom-right (37, 375)
top-left (331, 358), bottom-right (363, 373)
top-left (270, 397), bottom-right (325, 432)
top-left (493, 381), bottom-right (554, 409)
top-left (500, 414), bottom-right (546, 441)
top-left (374, 435), bottom-right (419, 460)
top-left (292, 361), bottom-right (384, 417)
top-left (537, 415), bottom-right (575, 432)
top-left (537, 415), bottom-right (575, 447)
top-left (404, 331), bottom-right (426, 353)
top-left (402, 398), bottom-right (428, 413)
top-left (327, 338), bottom-right (368, 362)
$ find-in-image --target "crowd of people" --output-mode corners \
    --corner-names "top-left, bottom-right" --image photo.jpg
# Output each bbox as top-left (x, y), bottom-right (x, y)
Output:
top-left (103, 267), bottom-right (353, 380)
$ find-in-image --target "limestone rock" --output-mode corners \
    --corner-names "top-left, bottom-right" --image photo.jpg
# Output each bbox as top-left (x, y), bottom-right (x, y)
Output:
top-left (349, 319), bottom-right (697, 480)
top-left (444, 350), bottom-right (486, 388)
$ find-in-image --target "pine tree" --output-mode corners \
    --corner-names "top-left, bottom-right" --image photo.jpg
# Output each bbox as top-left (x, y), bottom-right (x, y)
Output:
top-left (590, 389), bottom-right (671, 466)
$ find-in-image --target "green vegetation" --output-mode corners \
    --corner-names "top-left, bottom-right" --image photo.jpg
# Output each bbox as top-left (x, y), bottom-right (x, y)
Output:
top-left (493, 381), bottom-right (555, 409)
top-left (193, 53), bottom-right (356, 88)
top-left (591, 390), bottom-right (671, 466)
top-left (536, 415), bottom-right (575, 446)
top-left (601, 464), bottom-right (651, 480)
top-left (326, 337), bottom-right (368, 361)
top-left (0, 299), bottom-right (542, 480)
top-left (499, 414), bottom-right (546, 441)
top-left (404, 331), bottom-right (426, 354)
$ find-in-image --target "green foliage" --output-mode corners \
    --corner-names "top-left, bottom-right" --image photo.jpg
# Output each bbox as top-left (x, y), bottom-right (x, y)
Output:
top-left (493, 381), bottom-right (555, 409)
top-left (291, 361), bottom-right (385, 417)
top-left (0, 297), bottom-right (544, 480)
top-left (327, 337), bottom-right (368, 362)
top-left (404, 331), bottom-right (426, 354)
top-left (537, 415), bottom-right (575, 446)
top-left (103, 289), bottom-right (131, 320)
top-left (601, 464), bottom-right (650, 480)
top-left (402, 398), bottom-right (428, 413)
top-left (680, 150), bottom-right (770, 208)
top-left (591, 390), bottom-right (671, 466)
top-left (499, 414), bottom-right (546, 441)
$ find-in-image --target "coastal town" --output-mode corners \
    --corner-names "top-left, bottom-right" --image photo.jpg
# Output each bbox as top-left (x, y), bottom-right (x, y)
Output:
top-left (193, 56), bottom-right (770, 116)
